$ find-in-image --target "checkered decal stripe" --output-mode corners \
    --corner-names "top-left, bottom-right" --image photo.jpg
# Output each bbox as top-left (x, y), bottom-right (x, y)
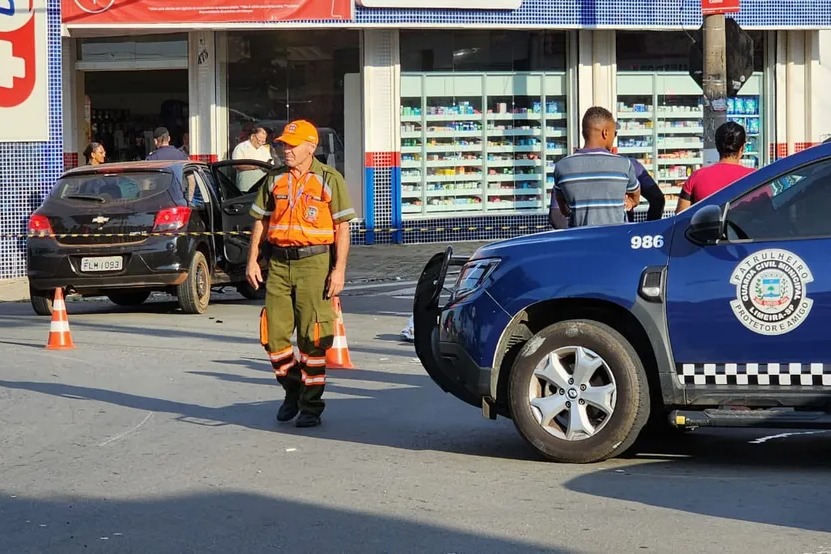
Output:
top-left (678, 363), bottom-right (831, 386)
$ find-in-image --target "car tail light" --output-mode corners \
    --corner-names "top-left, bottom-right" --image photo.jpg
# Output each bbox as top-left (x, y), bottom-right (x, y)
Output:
top-left (28, 214), bottom-right (53, 237)
top-left (153, 207), bottom-right (191, 232)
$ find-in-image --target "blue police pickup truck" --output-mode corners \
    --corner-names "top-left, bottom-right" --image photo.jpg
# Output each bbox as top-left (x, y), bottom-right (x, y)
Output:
top-left (413, 141), bottom-right (831, 464)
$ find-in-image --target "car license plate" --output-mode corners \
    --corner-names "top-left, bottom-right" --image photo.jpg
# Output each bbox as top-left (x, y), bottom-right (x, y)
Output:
top-left (80, 256), bottom-right (123, 272)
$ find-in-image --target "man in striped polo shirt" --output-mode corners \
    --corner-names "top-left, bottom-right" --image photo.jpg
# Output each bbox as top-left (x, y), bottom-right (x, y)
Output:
top-left (549, 107), bottom-right (641, 228)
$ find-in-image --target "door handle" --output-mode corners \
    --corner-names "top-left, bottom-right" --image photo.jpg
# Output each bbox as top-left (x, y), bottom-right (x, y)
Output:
top-left (224, 205), bottom-right (243, 215)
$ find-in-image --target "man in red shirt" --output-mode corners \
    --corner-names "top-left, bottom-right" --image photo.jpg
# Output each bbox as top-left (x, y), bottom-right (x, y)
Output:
top-left (675, 121), bottom-right (755, 213)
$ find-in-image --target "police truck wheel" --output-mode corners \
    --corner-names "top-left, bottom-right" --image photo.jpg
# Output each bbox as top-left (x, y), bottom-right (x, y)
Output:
top-left (177, 251), bottom-right (211, 314)
top-left (508, 319), bottom-right (650, 464)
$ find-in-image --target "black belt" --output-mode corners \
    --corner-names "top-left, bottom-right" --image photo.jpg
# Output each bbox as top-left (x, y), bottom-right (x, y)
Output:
top-left (270, 244), bottom-right (330, 261)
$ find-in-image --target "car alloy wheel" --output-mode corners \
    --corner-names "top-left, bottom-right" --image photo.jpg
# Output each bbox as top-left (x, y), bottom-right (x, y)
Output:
top-left (528, 346), bottom-right (617, 441)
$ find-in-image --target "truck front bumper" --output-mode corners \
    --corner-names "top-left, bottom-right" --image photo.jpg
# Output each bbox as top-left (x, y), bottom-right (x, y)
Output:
top-left (412, 246), bottom-right (496, 412)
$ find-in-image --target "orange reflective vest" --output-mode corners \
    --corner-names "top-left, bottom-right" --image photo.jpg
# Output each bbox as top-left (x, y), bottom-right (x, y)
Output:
top-left (267, 170), bottom-right (335, 247)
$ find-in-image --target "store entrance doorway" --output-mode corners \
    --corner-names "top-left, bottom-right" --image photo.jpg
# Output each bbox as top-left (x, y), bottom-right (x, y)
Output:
top-left (84, 69), bottom-right (189, 163)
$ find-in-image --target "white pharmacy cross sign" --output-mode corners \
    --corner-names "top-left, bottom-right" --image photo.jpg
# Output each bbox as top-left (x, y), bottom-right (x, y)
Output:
top-left (0, 0), bottom-right (48, 142)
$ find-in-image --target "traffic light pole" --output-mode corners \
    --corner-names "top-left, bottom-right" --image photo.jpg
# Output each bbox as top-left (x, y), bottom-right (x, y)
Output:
top-left (702, 13), bottom-right (728, 167)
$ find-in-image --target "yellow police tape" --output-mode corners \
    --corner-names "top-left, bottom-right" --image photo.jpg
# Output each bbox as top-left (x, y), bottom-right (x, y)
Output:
top-left (1, 225), bottom-right (552, 240)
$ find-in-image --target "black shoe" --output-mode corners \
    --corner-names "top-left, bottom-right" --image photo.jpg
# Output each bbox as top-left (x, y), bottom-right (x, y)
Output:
top-left (276, 400), bottom-right (299, 422)
top-left (295, 412), bottom-right (321, 428)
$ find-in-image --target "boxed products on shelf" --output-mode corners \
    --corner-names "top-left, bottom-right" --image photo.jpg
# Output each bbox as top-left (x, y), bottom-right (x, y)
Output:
top-left (727, 97), bottom-right (759, 115)
top-left (427, 122), bottom-right (483, 132)
top-left (426, 181), bottom-right (481, 191)
top-left (659, 120), bottom-right (701, 130)
top-left (659, 165), bottom-right (697, 180)
top-left (729, 115), bottom-right (760, 135)
top-left (617, 102), bottom-right (653, 113)
top-left (426, 101), bottom-right (479, 116)
top-left (401, 105), bottom-right (423, 117)
top-left (616, 71), bottom-right (765, 209)
top-left (618, 137), bottom-right (653, 148)
top-left (400, 72), bottom-right (569, 218)
top-left (619, 120), bottom-right (653, 131)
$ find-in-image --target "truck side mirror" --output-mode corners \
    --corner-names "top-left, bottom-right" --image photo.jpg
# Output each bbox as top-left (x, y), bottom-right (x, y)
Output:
top-left (685, 204), bottom-right (725, 245)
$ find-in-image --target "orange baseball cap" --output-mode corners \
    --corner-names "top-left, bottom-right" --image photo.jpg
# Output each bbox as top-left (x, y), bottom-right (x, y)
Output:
top-left (276, 120), bottom-right (319, 147)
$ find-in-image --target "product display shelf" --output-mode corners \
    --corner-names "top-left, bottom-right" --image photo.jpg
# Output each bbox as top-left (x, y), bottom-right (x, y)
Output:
top-left (617, 72), bottom-right (765, 212)
top-left (400, 72), bottom-right (570, 219)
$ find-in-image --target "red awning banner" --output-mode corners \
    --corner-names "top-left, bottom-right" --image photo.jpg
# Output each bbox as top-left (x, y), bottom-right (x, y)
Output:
top-left (62, 0), bottom-right (355, 25)
top-left (701, 0), bottom-right (741, 15)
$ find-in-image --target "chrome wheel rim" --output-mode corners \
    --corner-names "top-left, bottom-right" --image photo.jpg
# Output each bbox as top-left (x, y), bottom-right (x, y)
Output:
top-left (528, 346), bottom-right (617, 442)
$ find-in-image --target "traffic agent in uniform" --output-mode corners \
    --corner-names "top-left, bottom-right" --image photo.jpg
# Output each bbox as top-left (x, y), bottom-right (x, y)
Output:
top-left (246, 120), bottom-right (356, 428)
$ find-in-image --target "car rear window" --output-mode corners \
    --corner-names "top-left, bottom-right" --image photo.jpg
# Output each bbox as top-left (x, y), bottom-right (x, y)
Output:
top-left (53, 171), bottom-right (174, 204)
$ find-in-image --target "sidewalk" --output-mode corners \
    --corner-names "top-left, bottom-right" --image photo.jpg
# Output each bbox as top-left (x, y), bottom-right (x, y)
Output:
top-left (0, 241), bottom-right (491, 302)
top-left (344, 241), bottom-right (488, 283)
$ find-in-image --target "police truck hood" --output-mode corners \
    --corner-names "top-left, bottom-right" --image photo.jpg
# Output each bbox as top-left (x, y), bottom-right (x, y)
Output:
top-left (467, 219), bottom-right (677, 315)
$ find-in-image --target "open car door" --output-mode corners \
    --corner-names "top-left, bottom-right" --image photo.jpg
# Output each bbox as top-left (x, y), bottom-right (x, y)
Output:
top-left (208, 159), bottom-right (281, 266)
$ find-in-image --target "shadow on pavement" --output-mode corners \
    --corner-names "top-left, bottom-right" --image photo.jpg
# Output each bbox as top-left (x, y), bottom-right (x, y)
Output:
top-left (564, 432), bottom-right (831, 534)
top-left (0, 316), bottom-right (416, 359)
top-left (3, 368), bottom-right (831, 534)
top-left (375, 333), bottom-right (408, 343)
top-left (0, 290), bottom-right (413, 319)
top-left (1, 491), bottom-right (580, 554)
top-left (0, 371), bottom-right (538, 463)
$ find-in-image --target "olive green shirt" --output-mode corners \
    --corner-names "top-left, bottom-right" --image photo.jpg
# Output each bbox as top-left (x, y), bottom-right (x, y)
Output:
top-left (249, 158), bottom-right (356, 225)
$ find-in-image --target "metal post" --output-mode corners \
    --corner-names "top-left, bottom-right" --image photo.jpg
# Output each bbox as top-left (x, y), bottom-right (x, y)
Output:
top-left (702, 14), bottom-right (728, 167)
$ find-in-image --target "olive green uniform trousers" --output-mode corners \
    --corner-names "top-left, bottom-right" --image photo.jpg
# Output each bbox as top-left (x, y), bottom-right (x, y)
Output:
top-left (259, 252), bottom-right (336, 416)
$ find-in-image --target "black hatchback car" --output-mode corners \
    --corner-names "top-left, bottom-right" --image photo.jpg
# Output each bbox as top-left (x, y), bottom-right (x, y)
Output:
top-left (27, 159), bottom-right (279, 315)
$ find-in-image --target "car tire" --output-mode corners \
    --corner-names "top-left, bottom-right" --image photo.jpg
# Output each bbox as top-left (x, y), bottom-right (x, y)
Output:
top-left (177, 251), bottom-right (211, 314)
top-left (30, 287), bottom-right (55, 316)
top-left (107, 291), bottom-right (152, 307)
top-left (236, 282), bottom-right (266, 301)
top-left (508, 319), bottom-right (650, 464)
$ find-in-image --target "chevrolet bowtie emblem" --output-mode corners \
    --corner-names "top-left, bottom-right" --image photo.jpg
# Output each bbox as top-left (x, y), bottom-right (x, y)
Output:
top-left (92, 216), bottom-right (109, 224)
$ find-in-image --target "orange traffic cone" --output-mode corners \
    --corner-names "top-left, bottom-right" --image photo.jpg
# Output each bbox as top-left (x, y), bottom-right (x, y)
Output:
top-left (326, 296), bottom-right (354, 369)
top-left (46, 288), bottom-right (76, 350)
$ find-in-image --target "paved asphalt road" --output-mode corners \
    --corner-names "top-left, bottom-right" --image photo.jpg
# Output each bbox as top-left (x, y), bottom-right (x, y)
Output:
top-left (1, 287), bottom-right (830, 554)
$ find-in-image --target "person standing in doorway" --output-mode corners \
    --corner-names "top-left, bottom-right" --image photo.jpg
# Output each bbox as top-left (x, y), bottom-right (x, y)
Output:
top-left (246, 120), bottom-right (357, 429)
top-left (147, 127), bottom-right (188, 161)
top-left (675, 121), bottom-right (755, 214)
top-left (83, 142), bottom-right (106, 165)
top-left (549, 107), bottom-right (641, 228)
top-left (231, 126), bottom-right (275, 193)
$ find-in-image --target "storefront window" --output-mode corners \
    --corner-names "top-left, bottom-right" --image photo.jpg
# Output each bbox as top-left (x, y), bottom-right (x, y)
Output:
top-left (399, 31), bottom-right (568, 220)
top-left (78, 34), bottom-right (188, 64)
top-left (225, 30), bottom-right (361, 176)
top-left (616, 31), bottom-right (766, 214)
top-left (86, 69), bottom-right (189, 162)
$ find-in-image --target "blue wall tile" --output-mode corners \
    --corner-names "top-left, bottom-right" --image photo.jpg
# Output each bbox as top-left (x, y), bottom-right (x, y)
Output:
top-left (277, 0), bottom-right (831, 28)
top-left (0, 0), bottom-right (63, 279)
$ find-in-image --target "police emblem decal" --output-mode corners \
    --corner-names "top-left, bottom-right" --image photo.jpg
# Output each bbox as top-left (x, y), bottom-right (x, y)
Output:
top-left (729, 249), bottom-right (813, 336)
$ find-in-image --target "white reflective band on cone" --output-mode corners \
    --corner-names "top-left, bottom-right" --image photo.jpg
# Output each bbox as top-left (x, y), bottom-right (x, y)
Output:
top-left (332, 335), bottom-right (348, 349)
top-left (53, 300), bottom-right (65, 311)
top-left (50, 321), bottom-right (70, 333)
